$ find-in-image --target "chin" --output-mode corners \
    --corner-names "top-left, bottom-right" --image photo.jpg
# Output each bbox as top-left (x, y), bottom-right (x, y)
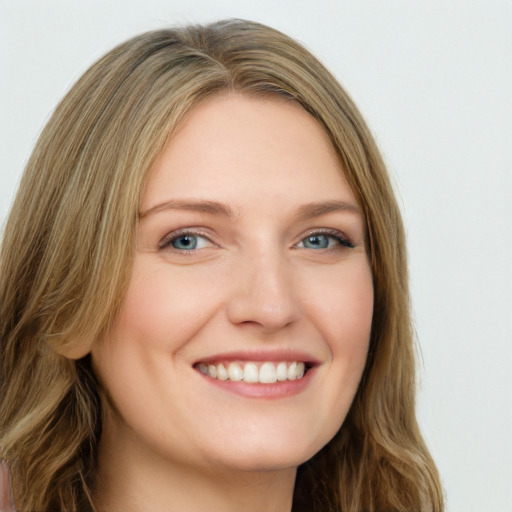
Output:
top-left (213, 449), bottom-right (313, 473)
top-left (198, 423), bottom-right (337, 473)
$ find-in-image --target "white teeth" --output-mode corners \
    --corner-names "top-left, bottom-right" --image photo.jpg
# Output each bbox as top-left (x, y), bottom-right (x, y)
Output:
top-left (243, 362), bottom-right (259, 383)
top-left (287, 362), bottom-right (297, 380)
top-left (227, 362), bottom-right (243, 381)
top-left (198, 361), bottom-right (308, 383)
top-left (296, 362), bottom-right (305, 379)
top-left (276, 362), bottom-right (288, 381)
top-left (217, 363), bottom-right (228, 381)
top-left (259, 362), bottom-right (277, 383)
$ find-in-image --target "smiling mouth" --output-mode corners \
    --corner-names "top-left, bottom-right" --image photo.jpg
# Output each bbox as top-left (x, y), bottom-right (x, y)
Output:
top-left (195, 361), bottom-right (309, 384)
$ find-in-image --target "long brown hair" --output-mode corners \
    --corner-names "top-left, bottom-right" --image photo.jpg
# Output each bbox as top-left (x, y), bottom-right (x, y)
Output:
top-left (0, 19), bottom-right (443, 511)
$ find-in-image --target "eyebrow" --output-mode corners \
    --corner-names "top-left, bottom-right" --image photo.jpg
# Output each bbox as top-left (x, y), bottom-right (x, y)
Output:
top-left (294, 200), bottom-right (360, 221)
top-left (139, 198), bottom-right (360, 220)
top-left (139, 199), bottom-right (235, 219)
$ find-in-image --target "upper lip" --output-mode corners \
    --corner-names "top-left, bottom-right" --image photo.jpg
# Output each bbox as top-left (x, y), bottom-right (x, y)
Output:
top-left (194, 349), bottom-right (321, 366)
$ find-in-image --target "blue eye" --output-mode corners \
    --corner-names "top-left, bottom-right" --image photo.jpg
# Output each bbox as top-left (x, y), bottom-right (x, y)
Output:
top-left (302, 234), bottom-right (333, 249)
top-left (162, 233), bottom-right (212, 251)
top-left (298, 232), bottom-right (353, 250)
top-left (171, 235), bottom-right (199, 250)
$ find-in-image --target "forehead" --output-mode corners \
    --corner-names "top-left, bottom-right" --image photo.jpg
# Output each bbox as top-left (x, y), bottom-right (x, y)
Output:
top-left (142, 94), bottom-right (355, 211)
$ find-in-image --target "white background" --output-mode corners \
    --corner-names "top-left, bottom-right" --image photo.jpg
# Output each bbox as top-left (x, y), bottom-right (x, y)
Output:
top-left (1, 1), bottom-right (511, 511)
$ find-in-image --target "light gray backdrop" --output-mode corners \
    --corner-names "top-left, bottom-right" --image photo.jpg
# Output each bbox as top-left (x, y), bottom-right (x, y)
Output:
top-left (1, 1), bottom-right (511, 511)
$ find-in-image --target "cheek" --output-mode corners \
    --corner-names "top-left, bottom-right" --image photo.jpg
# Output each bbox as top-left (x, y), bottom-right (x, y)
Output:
top-left (308, 260), bottom-right (373, 418)
top-left (307, 260), bottom-right (374, 356)
top-left (113, 261), bottom-right (225, 352)
top-left (286, 260), bottom-right (373, 452)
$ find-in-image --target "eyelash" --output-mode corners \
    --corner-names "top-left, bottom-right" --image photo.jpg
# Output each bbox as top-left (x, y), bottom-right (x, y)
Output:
top-left (296, 229), bottom-right (355, 250)
top-left (158, 228), bottom-right (354, 253)
top-left (158, 228), bottom-right (214, 252)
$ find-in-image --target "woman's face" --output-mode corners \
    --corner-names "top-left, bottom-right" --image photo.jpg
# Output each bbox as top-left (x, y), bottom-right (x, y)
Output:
top-left (92, 94), bottom-right (373, 474)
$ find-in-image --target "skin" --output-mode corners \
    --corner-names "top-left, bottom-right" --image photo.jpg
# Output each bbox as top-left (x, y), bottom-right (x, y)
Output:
top-left (0, 460), bottom-right (16, 512)
top-left (91, 94), bottom-right (374, 512)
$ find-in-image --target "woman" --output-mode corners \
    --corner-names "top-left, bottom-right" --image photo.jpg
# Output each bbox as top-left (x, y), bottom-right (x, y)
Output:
top-left (0, 19), bottom-right (444, 511)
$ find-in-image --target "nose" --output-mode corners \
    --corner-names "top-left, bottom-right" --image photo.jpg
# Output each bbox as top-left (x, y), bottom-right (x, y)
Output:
top-left (226, 247), bottom-right (301, 333)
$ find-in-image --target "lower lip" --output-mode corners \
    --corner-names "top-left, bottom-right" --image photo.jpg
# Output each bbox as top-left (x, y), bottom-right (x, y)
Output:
top-left (197, 367), bottom-right (315, 399)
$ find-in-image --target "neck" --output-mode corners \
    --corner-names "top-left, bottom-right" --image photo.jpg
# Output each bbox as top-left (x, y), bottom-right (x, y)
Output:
top-left (93, 423), bottom-right (296, 512)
